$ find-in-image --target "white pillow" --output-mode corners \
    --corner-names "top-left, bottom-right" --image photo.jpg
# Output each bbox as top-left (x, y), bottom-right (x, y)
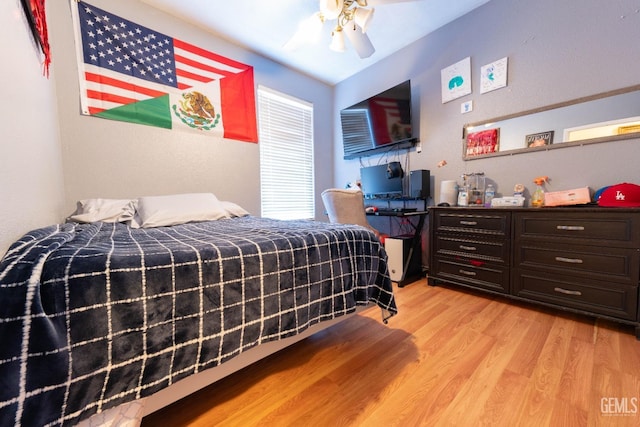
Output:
top-left (221, 201), bottom-right (250, 218)
top-left (68, 199), bottom-right (137, 223)
top-left (135, 193), bottom-right (227, 228)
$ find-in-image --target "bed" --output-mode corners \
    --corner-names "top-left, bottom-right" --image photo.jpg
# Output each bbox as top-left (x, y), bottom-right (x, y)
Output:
top-left (0, 194), bottom-right (396, 427)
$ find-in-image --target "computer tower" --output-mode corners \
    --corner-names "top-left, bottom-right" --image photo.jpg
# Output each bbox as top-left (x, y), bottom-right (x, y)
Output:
top-left (385, 235), bottom-right (422, 283)
top-left (410, 169), bottom-right (430, 199)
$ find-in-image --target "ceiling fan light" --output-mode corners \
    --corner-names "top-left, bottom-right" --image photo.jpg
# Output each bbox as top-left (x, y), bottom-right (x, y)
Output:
top-left (329, 27), bottom-right (346, 52)
top-left (344, 24), bottom-right (375, 58)
top-left (320, 0), bottom-right (344, 20)
top-left (353, 7), bottom-right (374, 33)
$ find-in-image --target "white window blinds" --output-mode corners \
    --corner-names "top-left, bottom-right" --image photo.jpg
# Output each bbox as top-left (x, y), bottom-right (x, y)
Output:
top-left (258, 86), bottom-right (315, 220)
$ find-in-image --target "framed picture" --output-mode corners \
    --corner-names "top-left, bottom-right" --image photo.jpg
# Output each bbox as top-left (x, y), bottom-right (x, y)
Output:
top-left (526, 131), bottom-right (554, 148)
top-left (466, 128), bottom-right (499, 157)
top-left (480, 57), bottom-right (508, 94)
top-left (441, 57), bottom-right (471, 103)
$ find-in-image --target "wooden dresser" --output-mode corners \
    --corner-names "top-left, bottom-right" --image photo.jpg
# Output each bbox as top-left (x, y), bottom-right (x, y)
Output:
top-left (428, 206), bottom-right (640, 338)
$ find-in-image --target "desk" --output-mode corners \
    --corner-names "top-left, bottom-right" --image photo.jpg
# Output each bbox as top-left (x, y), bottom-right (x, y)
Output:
top-left (367, 210), bottom-right (428, 286)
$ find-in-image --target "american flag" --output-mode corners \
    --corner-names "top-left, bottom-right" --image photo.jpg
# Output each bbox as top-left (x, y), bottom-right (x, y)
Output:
top-left (72, 1), bottom-right (258, 142)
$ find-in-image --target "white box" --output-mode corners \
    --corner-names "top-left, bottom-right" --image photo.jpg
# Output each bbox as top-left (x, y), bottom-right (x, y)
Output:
top-left (491, 196), bottom-right (525, 207)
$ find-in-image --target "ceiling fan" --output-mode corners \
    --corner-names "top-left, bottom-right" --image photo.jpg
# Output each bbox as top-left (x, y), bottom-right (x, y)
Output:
top-left (284, 0), bottom-right (417, 59)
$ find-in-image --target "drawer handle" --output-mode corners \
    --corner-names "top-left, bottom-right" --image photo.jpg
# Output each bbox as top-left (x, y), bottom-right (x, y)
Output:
top-left (555, 256), bottom-right (584, 264)
top-left (554, 287), bottom-right (582, 296)
top-left (459, 245), bottom-right (477, 251)
top-left (556, 225), bottom-right (585, 231)
top-left (459, 221), bottom-right (478, 226)
top-left (459, 269), bottom-right (477, 276)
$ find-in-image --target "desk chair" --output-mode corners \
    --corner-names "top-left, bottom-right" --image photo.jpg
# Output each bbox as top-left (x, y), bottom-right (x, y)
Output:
top-left (320, 188), bottom-right (381, 239)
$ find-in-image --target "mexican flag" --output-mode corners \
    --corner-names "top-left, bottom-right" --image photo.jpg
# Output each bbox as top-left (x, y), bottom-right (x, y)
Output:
top-left (71, 0), bottom-right (258, 143)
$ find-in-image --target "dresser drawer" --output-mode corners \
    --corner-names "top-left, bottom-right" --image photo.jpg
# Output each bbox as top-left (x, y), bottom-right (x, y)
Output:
top-left (512, 269), bottom-right (638, 321)
top-left (515, 242), bottom-right (639, 285)
top-left (429, 207), bottom-right (640, 335)
top-left (514, 212), bottom-right (640, 247)
top-left (432, 257), bottom-right (509, 293)
top-left (435, 211), bottom-right (510, 237)
top-left (435, 235), bottom-right (509, 264)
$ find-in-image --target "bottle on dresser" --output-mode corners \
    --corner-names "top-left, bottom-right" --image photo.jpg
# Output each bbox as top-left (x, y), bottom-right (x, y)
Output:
top-left (484, 184), bottom-right (495, 208)
top-left (457, 184), bottom-right (468, 206)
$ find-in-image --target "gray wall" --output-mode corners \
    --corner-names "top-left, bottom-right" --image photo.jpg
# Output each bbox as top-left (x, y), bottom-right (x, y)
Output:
top-left (335, 0), bottom-right (640, 201)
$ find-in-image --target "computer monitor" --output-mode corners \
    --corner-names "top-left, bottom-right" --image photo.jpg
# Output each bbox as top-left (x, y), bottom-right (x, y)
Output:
top-left (360, 164), bottom-right (403, 198)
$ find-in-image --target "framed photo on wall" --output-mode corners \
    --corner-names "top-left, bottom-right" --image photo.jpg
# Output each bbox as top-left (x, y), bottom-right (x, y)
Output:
top-left (480, 57), bottom-right (508, 94)
top-left (441, 57), bottom-right (471, 103)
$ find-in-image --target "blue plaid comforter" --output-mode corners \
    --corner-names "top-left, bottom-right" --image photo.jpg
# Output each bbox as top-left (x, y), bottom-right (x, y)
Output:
top-left (0, 217), bottom-right (396, 426)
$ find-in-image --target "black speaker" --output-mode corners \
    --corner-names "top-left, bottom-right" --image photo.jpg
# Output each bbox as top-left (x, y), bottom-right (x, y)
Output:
top-left (410, 169), bottom-right (430, 199)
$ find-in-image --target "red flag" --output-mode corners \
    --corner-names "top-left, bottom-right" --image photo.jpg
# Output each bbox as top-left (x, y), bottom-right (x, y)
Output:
top-left (21, 0), bottom-right (51, 76)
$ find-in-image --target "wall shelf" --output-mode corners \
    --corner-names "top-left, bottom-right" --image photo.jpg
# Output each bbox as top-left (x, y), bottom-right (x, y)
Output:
top-left (343, 138), bottom-right (418, 160)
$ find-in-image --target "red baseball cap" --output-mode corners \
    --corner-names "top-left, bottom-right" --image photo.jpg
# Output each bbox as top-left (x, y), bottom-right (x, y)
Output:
top-left (598, 183), bottom-right (640, 207)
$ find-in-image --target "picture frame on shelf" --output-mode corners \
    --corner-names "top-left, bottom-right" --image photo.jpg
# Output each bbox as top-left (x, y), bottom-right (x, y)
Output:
top-left (466, 128), bottom-right (499, 157)
top-left (526, 130), bottom-right (554, 148)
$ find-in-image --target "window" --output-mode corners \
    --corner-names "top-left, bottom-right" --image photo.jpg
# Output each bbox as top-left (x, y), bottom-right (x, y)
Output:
top-left (258, 86), bottom-right (315, 220)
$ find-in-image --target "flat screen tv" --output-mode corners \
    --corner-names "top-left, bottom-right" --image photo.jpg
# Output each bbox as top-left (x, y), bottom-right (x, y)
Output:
top-left (340, 80), bottom-right (414, 159)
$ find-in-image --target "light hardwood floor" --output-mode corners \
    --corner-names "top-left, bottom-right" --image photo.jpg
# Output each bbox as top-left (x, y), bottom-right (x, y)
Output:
top-left (141, 279), bottom-right (640, 426)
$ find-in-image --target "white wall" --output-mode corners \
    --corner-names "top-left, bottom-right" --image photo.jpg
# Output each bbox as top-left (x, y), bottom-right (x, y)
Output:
top-left (0, 1), bottom-right (66, 255)
top-left (335, 0), bottom-right (640, 202)
top-left (48, 0), bottom-right (334, 219)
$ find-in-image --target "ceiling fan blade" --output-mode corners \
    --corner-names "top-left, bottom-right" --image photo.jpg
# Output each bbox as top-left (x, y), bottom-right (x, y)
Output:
top-left (283, 12), bottom-right (325, 51)
top-left (367, 0), bottom-right (422, 5)
top-left (344, 24), bottom-right (375, 58)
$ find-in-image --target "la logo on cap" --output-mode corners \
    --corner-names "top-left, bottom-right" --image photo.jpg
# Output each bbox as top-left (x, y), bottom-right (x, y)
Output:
top-left (598, 183), bottom-right (640, 207)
